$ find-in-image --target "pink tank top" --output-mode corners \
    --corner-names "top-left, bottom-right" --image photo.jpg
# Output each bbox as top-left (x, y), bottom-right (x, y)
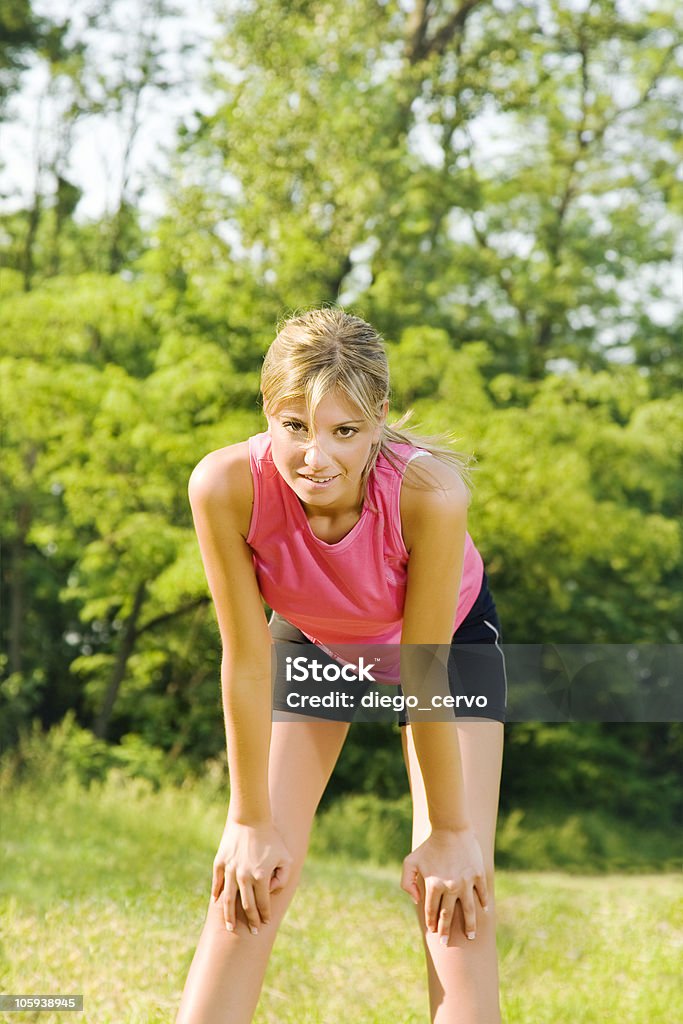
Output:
top-left (246, 431), bottom-right (484, 661)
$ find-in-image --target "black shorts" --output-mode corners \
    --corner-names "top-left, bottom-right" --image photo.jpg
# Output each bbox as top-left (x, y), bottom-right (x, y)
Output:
top-left (269, 570), bottom-right (507, 724)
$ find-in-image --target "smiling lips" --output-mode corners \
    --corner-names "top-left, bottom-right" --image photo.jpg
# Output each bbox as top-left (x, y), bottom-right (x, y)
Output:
top-left (299, 474), bottom-right (339, 483)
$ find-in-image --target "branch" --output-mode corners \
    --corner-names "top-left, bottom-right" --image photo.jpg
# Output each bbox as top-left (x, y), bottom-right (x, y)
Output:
top-left (136, 595), bottom-right (211, 636)
top-left (406, 0), bottom-right (486, 65)
top-left (405, 0), bottom-right (431, 64)
top-left (429, 0), bottom-right (485, 60)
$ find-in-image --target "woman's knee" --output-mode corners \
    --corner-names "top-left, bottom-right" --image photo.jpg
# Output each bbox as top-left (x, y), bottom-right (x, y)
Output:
top-left (206, 853), bottom-right (307, 936)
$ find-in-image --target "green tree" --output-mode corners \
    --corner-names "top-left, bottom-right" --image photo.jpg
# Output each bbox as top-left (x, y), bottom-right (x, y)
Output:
top-left (0, 0), bottom-right (191, 286)
top-left (166, 0), bottom-right (682, 387)
top-left (0, 271), bottom-right (263, 746)
top-left (0, 0), bottom-right (44, 119)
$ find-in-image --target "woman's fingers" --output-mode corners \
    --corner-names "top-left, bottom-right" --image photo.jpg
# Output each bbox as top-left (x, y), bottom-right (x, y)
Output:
top-left (223, 872), bottom-right (238, 932)
top-left (252, 873), bottom-right (271, 927)
top-left (424, 881), bottom-right (481, 942)
top-left (475, 871), bottom-right (490, 914)
top-left (437, 893), bottom-right (457, 944)
top-left (222, 872), bottom-right (269, 935)
top-left (403, 831), bottom-right (489, 942)
top-left (400, 857), bottom-right (421, 905)
top-left (236, 877), bottom-right (261, 933)
top-left (212, 823), bottom-right (295, 935)
top-left (424, 880), bottom-right (443, 932)
top-left (220, 860), bottom-right (293, 934)
top-left (211, 862), bottom-right (224, 903)
top-left (460, 890), bottom-right (478, 940)
top-left (269, 860), bottom-right (291, 895)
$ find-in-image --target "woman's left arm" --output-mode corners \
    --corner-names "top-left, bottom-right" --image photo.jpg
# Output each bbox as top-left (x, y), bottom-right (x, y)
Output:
top-left (398, 460), bottom-right (489, 939)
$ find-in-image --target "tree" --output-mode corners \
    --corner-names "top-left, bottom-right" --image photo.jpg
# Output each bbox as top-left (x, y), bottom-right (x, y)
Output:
top-left (0, 0), bottom-right (191, 286)
top-left (167, 0), bottom-right (682, 385)
top-left (0, 0), bottom-right (44, 119)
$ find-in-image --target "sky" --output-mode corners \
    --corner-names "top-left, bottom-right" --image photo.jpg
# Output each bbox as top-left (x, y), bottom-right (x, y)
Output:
top-left (0, 0), bottom-right (220, 221)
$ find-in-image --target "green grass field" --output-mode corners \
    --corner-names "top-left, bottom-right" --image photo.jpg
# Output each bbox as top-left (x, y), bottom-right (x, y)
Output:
top-left (1, 772), bottom-right (681, 1024)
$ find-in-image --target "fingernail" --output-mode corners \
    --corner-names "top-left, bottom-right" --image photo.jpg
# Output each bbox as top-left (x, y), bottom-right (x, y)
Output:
top-left (225, 922), bottom-right (234, 932)
top-left (483, 905), bottom-right (490, 913)
top-left (211, 895), bottom-right (216, 903)
top-left (440, 936), bottom-right (448, 946)
top-left (250, 927), bottom-right (259, 935)
top-left (467, 931), bottom-right (476, 940)
top-left (413, 899), bottom-right (419, 906)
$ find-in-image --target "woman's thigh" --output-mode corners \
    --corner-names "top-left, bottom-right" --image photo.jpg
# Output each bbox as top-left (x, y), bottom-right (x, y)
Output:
top-left (401, 721), bottom-right (504, 863)
top-left (267, 715), bottom-right (351, 860)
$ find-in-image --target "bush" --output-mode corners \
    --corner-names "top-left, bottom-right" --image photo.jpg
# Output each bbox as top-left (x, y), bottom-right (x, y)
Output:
top-left (501, 723), bottom-right (681, 828)
top-left (493, 806), bottom-right (679, 873)
top-left (0, 710), bottom-right (200, 793)
top-left (310, 793), bottom-right (413, 863)
top-left (308, 792), bottom-right (680, 873)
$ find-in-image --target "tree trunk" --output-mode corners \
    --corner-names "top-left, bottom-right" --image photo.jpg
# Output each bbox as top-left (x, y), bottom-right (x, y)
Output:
top-left (22, 194), bottom-right (41, 292)
top-left (8, 505), bottom-right (31, 676)
top-left (7, 446), bottom-right (38, 675)
top-left (93, 580), bottom-right (147, 739)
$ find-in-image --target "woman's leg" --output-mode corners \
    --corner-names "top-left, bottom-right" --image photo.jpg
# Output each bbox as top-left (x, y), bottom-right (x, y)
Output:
top-left (402, 720), bottom-right (504, 1024)
top-left (175, 715), bottom-right (350, 1024)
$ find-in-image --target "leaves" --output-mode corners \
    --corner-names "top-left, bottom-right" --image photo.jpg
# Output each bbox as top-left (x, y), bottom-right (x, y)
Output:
top-left (1, 2), bottom-right (681, 800)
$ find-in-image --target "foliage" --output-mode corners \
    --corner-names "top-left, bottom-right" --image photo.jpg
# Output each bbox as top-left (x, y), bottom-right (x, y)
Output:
top-left (163, 0), bottom-right (683, 387)
top-left (1, 1), bottom-right (681, 821)
top-left (310, 793), bottom-right (413, 863)
top-left (500, 722), bottom-right (682, 828)
top-left (0, 709), bottom-right (200, 790)
top-left (0, 0), bottom-right (47, 118)
top-left (309, 788), bottom-right (680, 873)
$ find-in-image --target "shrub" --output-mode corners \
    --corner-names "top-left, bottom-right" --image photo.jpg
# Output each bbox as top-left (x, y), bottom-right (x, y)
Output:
top-left (310, 793), bottom-right (413, 863)
top-left (0, 711), bottom-right (198, 793)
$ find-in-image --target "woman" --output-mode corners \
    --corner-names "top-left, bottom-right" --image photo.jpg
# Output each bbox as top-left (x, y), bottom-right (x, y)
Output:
top-left (176, 308), bottom-right (506, 1024)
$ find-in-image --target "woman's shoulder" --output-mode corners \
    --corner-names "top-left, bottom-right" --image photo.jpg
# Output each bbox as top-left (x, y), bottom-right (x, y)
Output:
top-left (188, 441), bottom-right (254, 540)
top-left (398, 453), bottom-right (469, 554)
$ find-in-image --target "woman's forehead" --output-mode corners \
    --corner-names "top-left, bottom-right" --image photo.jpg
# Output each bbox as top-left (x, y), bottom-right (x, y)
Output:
top-left (275, 391), bottom-right (366, 423)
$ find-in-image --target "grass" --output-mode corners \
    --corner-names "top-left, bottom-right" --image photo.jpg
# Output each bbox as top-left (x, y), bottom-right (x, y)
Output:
top-left (1, 772), bottom-right (681, 1023)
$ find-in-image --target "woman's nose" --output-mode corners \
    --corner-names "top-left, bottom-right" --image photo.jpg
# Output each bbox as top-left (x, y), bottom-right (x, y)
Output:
top-left (303, 440), bottom-right (331, 469)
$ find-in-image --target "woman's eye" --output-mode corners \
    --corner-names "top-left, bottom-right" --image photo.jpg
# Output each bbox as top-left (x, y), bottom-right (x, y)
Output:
top-left (282, 421), bottom-right (357, 438)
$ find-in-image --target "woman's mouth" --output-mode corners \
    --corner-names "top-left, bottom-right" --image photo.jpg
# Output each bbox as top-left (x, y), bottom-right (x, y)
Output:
top-left (298, 474), bottom-right (339, 488)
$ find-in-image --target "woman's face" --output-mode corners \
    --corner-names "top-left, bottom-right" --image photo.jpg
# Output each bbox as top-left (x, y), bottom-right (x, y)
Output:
top-left (265, 389), bottom-right (388, 514)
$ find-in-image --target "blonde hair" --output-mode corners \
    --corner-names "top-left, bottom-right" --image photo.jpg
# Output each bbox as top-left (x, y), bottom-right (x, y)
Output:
top-left (260, 306), bottom-right (475, 506)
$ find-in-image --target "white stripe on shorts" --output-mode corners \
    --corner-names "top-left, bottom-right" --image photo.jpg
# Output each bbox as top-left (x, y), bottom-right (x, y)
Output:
top-left (483, 618), bottom-right (508, 709)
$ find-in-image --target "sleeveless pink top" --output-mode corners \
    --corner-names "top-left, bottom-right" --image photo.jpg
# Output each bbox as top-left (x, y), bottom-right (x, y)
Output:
top-left (246, 432), bottom-right (484, 663)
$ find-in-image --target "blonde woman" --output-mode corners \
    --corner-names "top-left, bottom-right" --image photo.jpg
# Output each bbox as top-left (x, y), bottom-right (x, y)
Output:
top-left (176, 309), bottom-right (506, 1024)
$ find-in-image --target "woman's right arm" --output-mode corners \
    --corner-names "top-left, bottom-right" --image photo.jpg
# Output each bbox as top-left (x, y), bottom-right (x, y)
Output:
top-left (188, 447), bottom-right (292, 933)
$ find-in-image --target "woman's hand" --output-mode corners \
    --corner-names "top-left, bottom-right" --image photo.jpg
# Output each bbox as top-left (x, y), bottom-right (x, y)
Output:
top-left (401, 827), bottom-right (489, 943)
top-left (211, 820), bottom-right (293, 935)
